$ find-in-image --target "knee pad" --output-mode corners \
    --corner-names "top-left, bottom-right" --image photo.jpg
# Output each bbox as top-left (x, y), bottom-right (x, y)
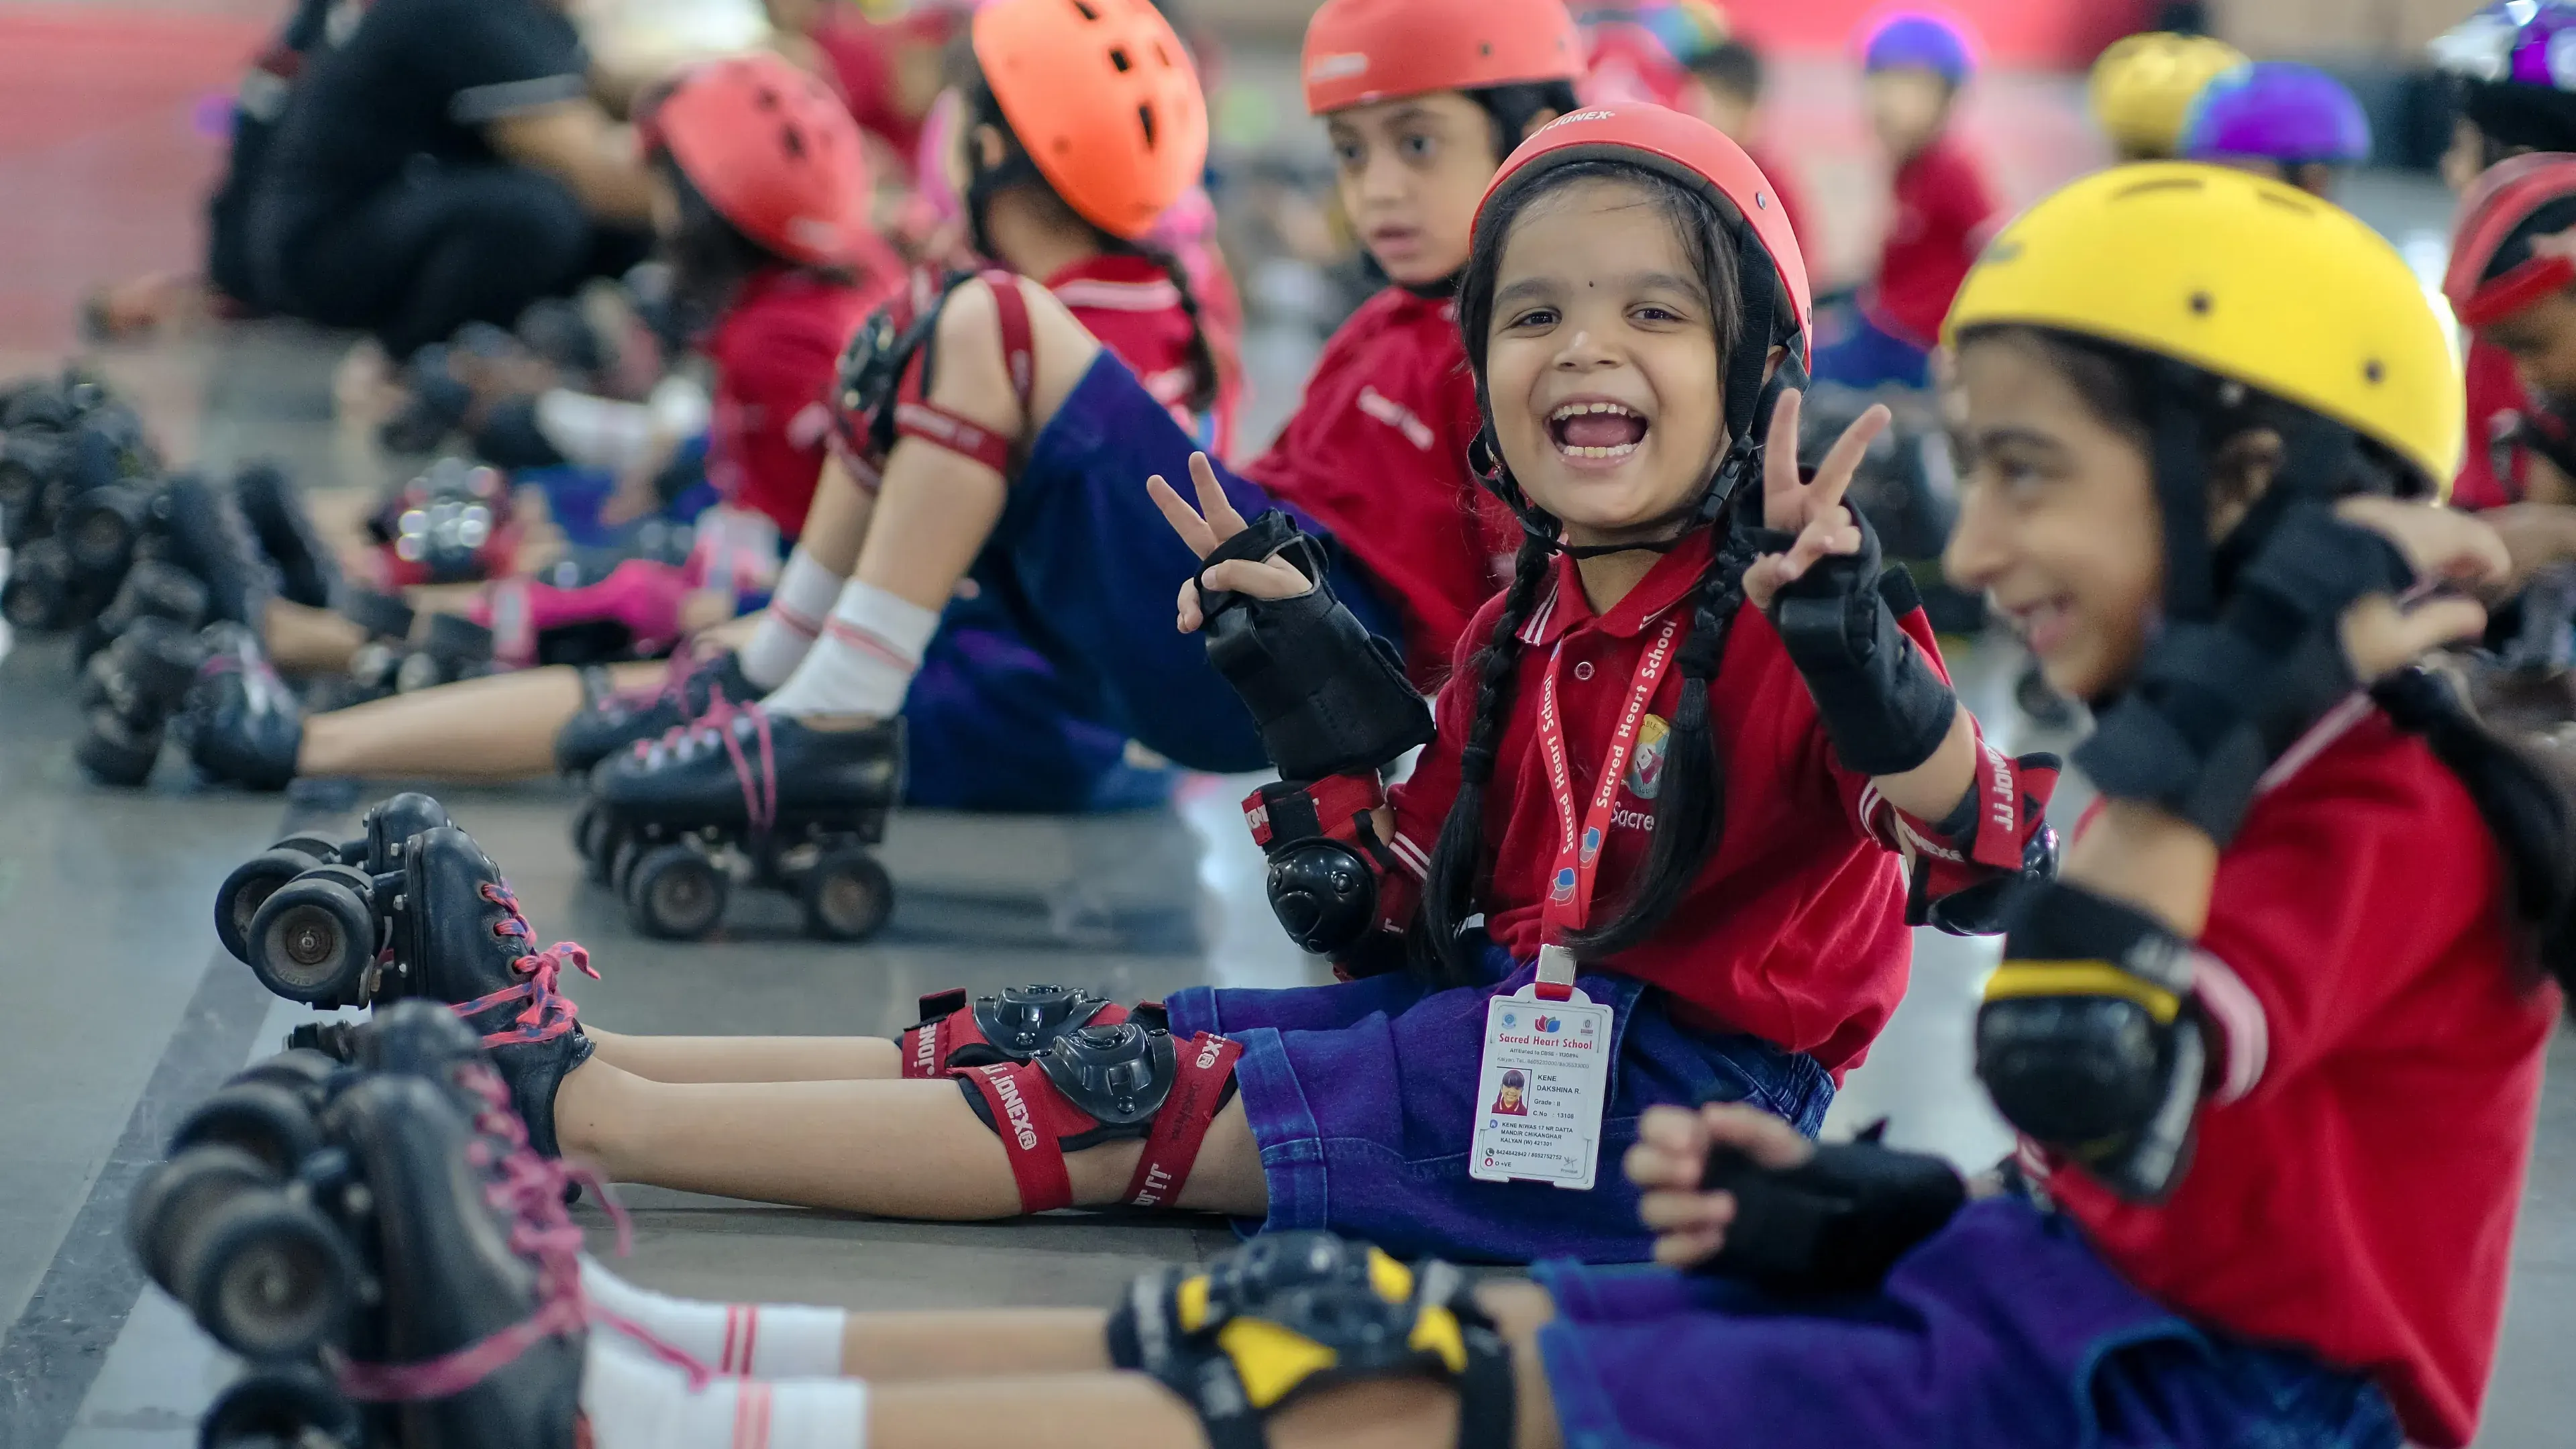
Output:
top-left (957, 1024), bottom-right (1239, 1214)
top-left (1106, 1233), bottom-right (1515, 1449)
top-left (898, 984), bottom-right (1151, 1079)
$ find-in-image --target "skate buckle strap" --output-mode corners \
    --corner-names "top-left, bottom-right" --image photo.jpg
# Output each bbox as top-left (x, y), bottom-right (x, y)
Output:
top-left (464, 881), bottom-right (600, 1047)
top-left (1124, 1033), bottom-right (1243, 1210)
top-left (963, 1029), bottom-right (1242, 1214)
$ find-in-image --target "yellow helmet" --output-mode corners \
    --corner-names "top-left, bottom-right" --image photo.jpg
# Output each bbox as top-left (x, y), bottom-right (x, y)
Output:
top-left (2088, 32), bottom-right (2248, 159)
top-left (1944, 163), bottom-right (2462, 498)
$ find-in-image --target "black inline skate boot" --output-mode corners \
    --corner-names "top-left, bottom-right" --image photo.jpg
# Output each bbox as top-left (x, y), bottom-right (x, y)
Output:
top-left (554, 646), bottom-right (756, 779)
top-left (233, 462), bottom-right (343, 610)
top-left (217, 792), bottom-right (453, 965)
top-left (74, 614), bottom-right (205, 785)
top-left (317, 1067), bottom-right (587, 1448)
top-left (176, 621), bottom-right (304, 790)
top-left (246, 825), bottom-right (596, 1155)
top-left (589, 704), bottom-right (902, 942)
top-left (3, 534), bottom-right (97, 633)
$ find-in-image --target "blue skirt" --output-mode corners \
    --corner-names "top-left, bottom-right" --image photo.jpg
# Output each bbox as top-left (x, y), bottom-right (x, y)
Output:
top-left (1534, 1196), bottom-right (2401, 1449)
top-left (1160, 940), bottom-right (1833, 1264)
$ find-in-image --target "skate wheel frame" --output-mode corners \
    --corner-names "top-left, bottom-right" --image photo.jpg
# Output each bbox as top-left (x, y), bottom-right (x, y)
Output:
top-left (597, 810), bottom-right (896, 942)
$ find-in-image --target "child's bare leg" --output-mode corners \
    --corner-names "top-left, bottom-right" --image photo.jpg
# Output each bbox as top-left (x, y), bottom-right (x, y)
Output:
top-left (796, 455), bottom-right (879, 574)
top-left (840, 1308), bottom-right (1111, 1379)
top-left (553, 1057), bottom-right (1269, 1218)
top-left (265, 597), bottom-right (368, 674)
top-left (295, 662), bottom-right (657, 779)
top-left (584, 1028), bottom-right (902, 1083)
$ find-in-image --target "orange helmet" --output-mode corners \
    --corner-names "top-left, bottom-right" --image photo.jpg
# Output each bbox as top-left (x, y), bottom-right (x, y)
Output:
top-left (971, 0), bottom-right (1207, 241)
top-left (1302, 0), bottom-right (1585, 117)
top-left (642, 53), bottom-right (871, 268)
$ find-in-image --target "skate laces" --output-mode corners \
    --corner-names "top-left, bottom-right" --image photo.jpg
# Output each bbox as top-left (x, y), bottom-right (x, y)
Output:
top-left (333, 1058), bottom-right (715, 1403)
top-left (629, 703), bottom-right (780, 840)
top-left (456, 880), bottom-right (600, 1047)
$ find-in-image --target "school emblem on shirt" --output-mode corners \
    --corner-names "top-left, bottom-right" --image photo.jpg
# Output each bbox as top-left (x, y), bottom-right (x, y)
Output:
top-left (1626, 714), bottom-right (1673, 800)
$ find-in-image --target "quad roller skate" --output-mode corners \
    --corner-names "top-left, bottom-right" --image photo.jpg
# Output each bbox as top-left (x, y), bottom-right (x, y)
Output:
top-left (73, 614), bottom-right (204, 785)
top-left (368, 457), bottom-right (519, 588)
top-left (553, 645), bottom-right (755, 781)
top-left (585, 708), bottom-right (902, 942)
top-left (214, 792), bottom-right (453, 965)
top-left (177, 622), bottom-right (305, 790)
top-left (341, 610), bottom-right (498, 703)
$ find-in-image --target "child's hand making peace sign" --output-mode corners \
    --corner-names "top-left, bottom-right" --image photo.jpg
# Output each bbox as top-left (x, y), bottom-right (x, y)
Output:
top-left (1742, 389), bottom-right (1892, 612)
top-left (1148, 451), bottom-right (1315, 634)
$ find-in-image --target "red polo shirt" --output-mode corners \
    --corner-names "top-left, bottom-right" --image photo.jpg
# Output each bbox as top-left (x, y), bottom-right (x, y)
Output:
top-left (1241, 286), bottom-right (1520, 691)
top-left (1860, 131), bottom-right (2000, 350)
top-left (2037, 708), bottom-right (2558, 1448)
top-left (1047, 252), bottom-right (1238, 454)
top-left (2457, 339), bottom-right (2528, 511)
top-left (704, 266), bottom-right (896, 535)
top-left (1381, 530), bottom-right (1937, 1073)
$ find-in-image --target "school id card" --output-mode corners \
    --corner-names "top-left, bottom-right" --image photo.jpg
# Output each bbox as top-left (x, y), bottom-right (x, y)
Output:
top-left (1468, 980), bottom-right (1614, 1191)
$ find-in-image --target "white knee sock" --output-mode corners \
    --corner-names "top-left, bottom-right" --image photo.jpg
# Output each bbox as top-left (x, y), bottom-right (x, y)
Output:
top-left (583, 1330), bottom-right (867, 1449)
top-left (759, 580), bottom-right (938, 720)
top-left (581, 1257), bottom-right (849, 1377)
top-left (738, 548), bottom-right (847, 691)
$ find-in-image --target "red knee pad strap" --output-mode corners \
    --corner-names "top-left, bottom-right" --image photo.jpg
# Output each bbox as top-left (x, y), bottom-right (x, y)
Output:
top-left (958, 1030), bottom-right (1242, 1214)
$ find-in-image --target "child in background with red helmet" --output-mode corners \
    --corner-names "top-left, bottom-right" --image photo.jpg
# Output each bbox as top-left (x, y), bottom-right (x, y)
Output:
top-left (1811, 11), bottom-right (1998, 392)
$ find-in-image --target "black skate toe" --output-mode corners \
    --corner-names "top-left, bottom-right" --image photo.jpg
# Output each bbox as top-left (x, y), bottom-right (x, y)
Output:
top-left (555, 648), bottom-right (756, 778)
top-left (179, 623), bottom-right (303, 791)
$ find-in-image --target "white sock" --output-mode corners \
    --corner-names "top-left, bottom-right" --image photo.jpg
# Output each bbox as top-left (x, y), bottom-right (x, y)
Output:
top-left (581, 1256), bottom-right (849, 1377)
top-left (760, 580), bottom-right (938, 720)
top-left (583, 1330), bottom-right (867, 1449)
top-left (738, 548), bottom-right (847, 690)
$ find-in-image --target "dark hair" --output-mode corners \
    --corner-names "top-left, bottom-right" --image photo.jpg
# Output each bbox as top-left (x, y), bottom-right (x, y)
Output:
top-left (1465, 80), bottom-right (1584, 168)
top-left (947, 43), bottom-right (1220, 413)
top-left (1692, 40), bottom-right (1764, 105)
top-left (2487, 193), bottom-right (2576, 282)
top-left (1414, 159), bottom-right (1754, 983)
top-left (655, 155), bottom-right (814, 335)
top-left (1501, 1069), bottom-right (1525, 1087)
top-left (2459, 77), bottom-right (2576, 162)
top-left (1958, 321), bottom-right (2576, 1002)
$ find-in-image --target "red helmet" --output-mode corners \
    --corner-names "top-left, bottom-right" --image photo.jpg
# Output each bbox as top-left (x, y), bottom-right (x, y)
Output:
top-left (1475, 103), bottom-right (1812, 365)
top-left (2446, 152), bottom-right (2576, 327)
top-left (643, 53), bottom-right (872, 269)
top-left (1302, 0), bottom-right (1585, 117)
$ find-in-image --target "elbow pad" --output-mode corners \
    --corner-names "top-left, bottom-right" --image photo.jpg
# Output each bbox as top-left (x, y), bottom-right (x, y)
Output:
top-left (1977, 881), bottom-right (2206, 1201)
top-left (1202, 511), bottom-right (1433, 782)
top-left (1889, 743), bottom-right (2064, 936)
top-left (1762, 512), bottom-right (1958, 779)
top-left (1694, 1122), bottom-right (1966, 1295)
top-left (1244, 773), bottom-right (1409, 965)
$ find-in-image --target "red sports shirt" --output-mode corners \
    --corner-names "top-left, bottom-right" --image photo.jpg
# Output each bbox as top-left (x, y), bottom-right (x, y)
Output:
top-left (1379, 531), bottom-right (1939, 1073)
top-left (1046, 252), bottom-right (1239, 455)
top-left (1240, 286), bottom-right (1520, 691)
top-left (2457, 339), bottom-right (2528, 511)
top-left (2039, 708), bottom-right (2560, 1448)
top-left (704, 266), bottom-right (896, 535)
top-left (1860, 132), bottom-right (2000, 350)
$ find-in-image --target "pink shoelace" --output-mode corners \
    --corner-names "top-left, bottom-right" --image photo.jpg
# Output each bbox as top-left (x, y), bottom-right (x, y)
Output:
top-left (454, 881), bottom-right (600, 1048)
top-left (332, 1056), bottom-right (711, 1402)
top-left (624, 702), bottom-right (780, 841)
top-left (602, 640), bottom-right (734, 724)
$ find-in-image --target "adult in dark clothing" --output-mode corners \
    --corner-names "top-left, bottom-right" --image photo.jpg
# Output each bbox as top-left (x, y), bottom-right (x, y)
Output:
top-left (249, 0), bottom-right (658, 360)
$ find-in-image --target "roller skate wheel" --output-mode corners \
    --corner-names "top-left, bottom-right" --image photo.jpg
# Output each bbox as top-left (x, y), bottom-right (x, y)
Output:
top-left (76, 712), bottom-right (164, 788)
top-left (246, 867), bottom-right (379, 1007)
top-left (229, 1049), bottom-right (342, 1102)
top-left (265, 833), bottom-right (343, 862)
top-left (181, 1191), bottom-right (356, 1362)
top-left (199, 1364), bottom-right (360, 1449)
top-left (62, 494), bottom-right (141, 576)
top-left (802, 849), bottom-right (892, 942)
top-left (608, 835), bottom-right (648, 897)
top-left (217, 848), bottom-right (341, 964)
top-left (627, 844), bottom-right (729, 941)
top-left (127, 1145), bottom-right (276, 1297)
top-left (392, 649), bottom-right (445, 694)
top-left (170, 1081), bottom-right (322, 1175)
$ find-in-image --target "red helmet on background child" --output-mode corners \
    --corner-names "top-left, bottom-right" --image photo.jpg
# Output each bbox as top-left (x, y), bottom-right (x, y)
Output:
top-left (1301, 0), bottom-right (1585, 116)
top-left (640, 53), bottom-right (873, 268)
top-left (2445, 151), bottom-right (2576, 327)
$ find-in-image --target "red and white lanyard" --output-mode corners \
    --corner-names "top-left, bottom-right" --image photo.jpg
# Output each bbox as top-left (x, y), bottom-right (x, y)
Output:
top-left (1531, 614), bottom-right (1682, 1000)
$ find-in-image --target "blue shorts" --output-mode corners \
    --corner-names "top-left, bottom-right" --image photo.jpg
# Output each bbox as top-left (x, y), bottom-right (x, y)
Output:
top-left (1534, 1197), bottom-right (2400, 1449)
top-left (902, 590), bottom-right (1173, 814)
top-left (1811, 309), bottom-right (1934, 391)
top-left (979, 353), bottom-right (1397, 773)
top-left (1159, 940), bottom-right (1833, 1264)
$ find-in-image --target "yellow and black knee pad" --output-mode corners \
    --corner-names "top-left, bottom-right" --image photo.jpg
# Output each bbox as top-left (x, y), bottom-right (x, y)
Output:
top-left (1106, 1232), bottom-right (1514, 1449)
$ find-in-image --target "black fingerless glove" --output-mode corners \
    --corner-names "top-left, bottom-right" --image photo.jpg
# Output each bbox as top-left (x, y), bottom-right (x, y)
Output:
top-left (1694, 1120), bottom-right (1966, 1295)
top-left (2076, 502), bottom-right (2414, 846)
top-left (1758, 509), bottom-right (1958, 777)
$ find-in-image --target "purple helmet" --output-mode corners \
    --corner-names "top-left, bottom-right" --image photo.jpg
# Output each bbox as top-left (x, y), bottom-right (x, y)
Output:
top-left (1862, 12), bottom-right (1974, 87)
top-left (2432, 1), bottom-right (2576, 151)
top-left (2180, 62), bottom-right (2372, 166)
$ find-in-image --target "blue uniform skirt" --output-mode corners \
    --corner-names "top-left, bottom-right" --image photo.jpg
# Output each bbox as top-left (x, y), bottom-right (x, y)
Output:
top-left (1533, 1196), bottom-right (2402, 1449)
top-left (1160, 939), bottom-right (1833, 1264)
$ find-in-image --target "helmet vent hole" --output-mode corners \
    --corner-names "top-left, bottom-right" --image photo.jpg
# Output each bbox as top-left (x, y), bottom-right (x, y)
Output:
top-left (780, 124), bottom-right (805, 160)
top-left (2188, 292), bottom-right (2212, 315)
top-left (755, 87), bottom-right (780, 110)
top-left (1479, 42), bottom-right (1494, 58)
top-left (1070, 0), bottom-right (1097, 17)
top-left (1137, 103), bottom-right (1157, 150)
top-left (1110, 46), bottom-right (1131, 72)
top-left (1155, 41), bottom-right (1171, 66)
top-left (2364, 360), bottom-right (2385, 384)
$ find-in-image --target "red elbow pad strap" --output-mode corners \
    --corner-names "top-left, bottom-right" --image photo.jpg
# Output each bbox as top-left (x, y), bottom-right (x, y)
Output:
top-left (845, 268), bottom-right (1036, 479)
top-left (958, 1029), bottom-right (1242, 1214)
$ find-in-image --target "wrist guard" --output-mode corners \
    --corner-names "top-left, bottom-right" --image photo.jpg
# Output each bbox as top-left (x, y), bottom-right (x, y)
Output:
top-left (1106, 1233), bottom-right (1515, 1449)
top-left (1979, 881), bottom-right (2206, 1201)
top-left (1202, 511), bottom-right (1434, 781)
top-left (1886, 743), bottom-right (2063, 936)
top-left (1760, 511), bottom-right (1959, 778)
top-left (1244, 773), bottom-right (1411, 969)
top-left (2076, 503), bottom-right (2412, 846)
top-left (1694, 1122), bottom-right (1966, 1295)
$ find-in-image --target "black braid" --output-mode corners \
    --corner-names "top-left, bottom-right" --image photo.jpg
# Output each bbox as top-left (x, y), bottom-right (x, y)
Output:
top-left (1122, 238), bottom-right (1223, 416)
top-left (1417, 529), bottom-right (1562, 985)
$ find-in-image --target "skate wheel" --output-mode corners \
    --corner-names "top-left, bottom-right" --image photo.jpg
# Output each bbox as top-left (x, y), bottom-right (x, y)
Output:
top-left (608, 835), bottom-right (648, 897)
top-left (230, 1049), bottom-right (341, 1104)
top-left (282, 1022), bottom-right (360, 1064)
top-left (217, 848), bottom-right (339, 964)
top-left (627, 844), bottom-right (729, 941)
top-left (802, 849), bottom-right (893, 942)
top-left (571, 798), bottom-right (616, 879)
top-left (127, 1144), bottom-right (276, 1297)
top-left (199, 1364), bottom-right (359, 1449)
top-left (265, 833), bottom-right (342, 862)
top-left (1, 537), bottom-right (74, 631)
top-left (76, 713), bottom-right (164, 787)
top-left (61, 484), bottom-right (143, 576)
top-left (170, 1081), bottom-right (321, 1175)
top-left (180, 1189), bottom-right (356, 1362)
top-left (246, 867), bottom-right (379, 1006)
